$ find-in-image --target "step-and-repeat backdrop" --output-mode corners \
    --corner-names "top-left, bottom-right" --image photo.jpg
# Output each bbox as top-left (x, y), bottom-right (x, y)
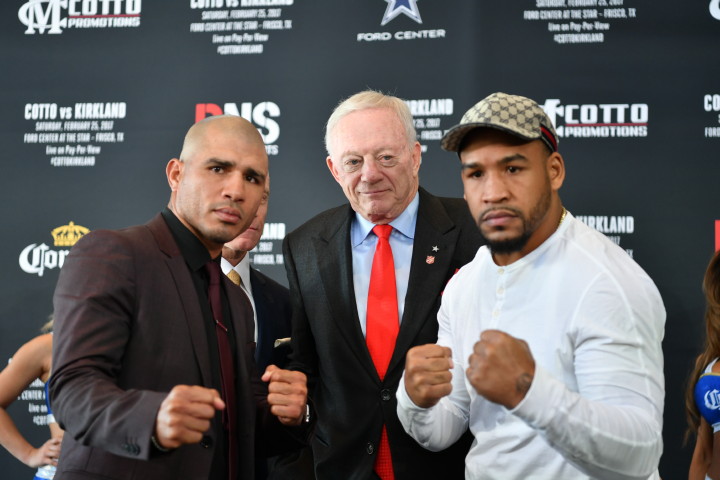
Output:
top-left (1, 1), bottom-right (718, 477)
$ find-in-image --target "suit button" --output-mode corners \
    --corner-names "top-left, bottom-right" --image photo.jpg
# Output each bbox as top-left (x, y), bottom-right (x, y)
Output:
top-left (122, 443), bottom-right (140, 455)
top-left (200, 435), bottom-right (213, 448)
top-left (381, 389), bottom-right (392, 401)
top-left (366, 442), bottom-right (375, 455)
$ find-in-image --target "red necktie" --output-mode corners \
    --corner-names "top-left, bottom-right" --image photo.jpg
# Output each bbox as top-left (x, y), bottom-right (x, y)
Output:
top-left (205, 261), bottom-right (238, 480)
top-left (366, 224), bottom-right (398, 480)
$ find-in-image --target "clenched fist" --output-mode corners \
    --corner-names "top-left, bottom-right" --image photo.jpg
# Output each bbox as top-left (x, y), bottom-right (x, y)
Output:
top-left (466, 330), bottom-right (535, 409)
top-left (403, 344), bottom-right (454, 408)
top-left (262, 365), bottom-right (308, 426)
top-left (154, 385), bottom-right (225, 450)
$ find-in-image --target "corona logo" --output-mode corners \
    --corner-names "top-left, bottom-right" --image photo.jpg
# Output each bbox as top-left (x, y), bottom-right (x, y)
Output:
top-left (705, 388), bottom-right (720, 410)
top-left (51, 221), bottom-right (89, 247)
top-left (19, 221), bottom-right (90, 277)
top-left (711, 0), bottom-right (720, 20)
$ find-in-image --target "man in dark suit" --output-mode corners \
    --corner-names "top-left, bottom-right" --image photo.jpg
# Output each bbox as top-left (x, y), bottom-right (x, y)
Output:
top-left (222, 179), bottom-right (294, 480)
top-left (50, 115), bottom-right (311, 480)
top-left (282, 90), bottom-right (482, 479)
top-left (222, 178), bottom-right (292, 373)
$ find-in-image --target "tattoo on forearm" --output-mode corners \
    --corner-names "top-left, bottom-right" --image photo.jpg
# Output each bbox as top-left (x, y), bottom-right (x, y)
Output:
top-left (516, 373), bottom-right (533, 395)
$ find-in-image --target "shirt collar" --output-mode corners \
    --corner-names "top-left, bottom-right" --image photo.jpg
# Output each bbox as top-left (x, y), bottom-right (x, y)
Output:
top-left (237, 254), bottom-right (252, 290)
top-left (161, 207), bottom-right (212, 272)
top-left (351, 192), bottom-right (419, 247)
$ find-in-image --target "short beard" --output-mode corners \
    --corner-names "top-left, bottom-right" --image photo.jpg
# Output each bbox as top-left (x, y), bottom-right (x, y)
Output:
top-left (480, 188), bottom-right (552, 256)
top-left (484, 229), bottom-right (532, 254)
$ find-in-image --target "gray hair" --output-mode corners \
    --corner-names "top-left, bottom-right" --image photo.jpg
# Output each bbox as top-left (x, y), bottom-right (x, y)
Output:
top-left (325, 90), bottom-right (417, 155)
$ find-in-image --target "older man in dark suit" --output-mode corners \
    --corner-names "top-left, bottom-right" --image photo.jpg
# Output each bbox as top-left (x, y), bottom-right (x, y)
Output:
top-left (50, 115), bottom-right (311, 480)
top-left (282, 90), bottom-right (482, 479)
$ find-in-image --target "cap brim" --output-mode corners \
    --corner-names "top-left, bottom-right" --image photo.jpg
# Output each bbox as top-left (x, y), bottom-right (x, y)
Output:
top-left (440, 122), bottom-right (539, 152)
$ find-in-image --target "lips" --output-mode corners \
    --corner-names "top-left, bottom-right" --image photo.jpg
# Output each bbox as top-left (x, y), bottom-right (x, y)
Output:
top-left (360, 189), bottom-right (389, 196)
top-left (481, 209), bottom-right (518, 227)
top-left (214, 207), bottom-right (242, 223)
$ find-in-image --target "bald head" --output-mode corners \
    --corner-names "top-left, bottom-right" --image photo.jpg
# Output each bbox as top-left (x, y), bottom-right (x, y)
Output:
top-left (180, 115), bottom-right (265, 164)
top-left (166, 114), bottom-right (269, 257)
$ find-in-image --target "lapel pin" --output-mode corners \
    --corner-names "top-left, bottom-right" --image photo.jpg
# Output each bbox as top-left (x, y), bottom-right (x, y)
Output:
top-left (432, 245), bottom-right (439, 252)
top-left (426, 256), bottom-right (435, 264)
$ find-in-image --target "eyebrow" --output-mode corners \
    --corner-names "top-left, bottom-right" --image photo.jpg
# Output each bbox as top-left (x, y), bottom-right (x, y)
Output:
top-left (204, 158), bottom-right (267, 183)
top-left (461, 153), bottom-right (528, 171)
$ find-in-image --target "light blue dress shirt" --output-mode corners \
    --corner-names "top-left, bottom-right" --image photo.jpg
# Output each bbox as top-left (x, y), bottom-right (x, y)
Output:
top-left (351, 193), bottom-right (418, 337)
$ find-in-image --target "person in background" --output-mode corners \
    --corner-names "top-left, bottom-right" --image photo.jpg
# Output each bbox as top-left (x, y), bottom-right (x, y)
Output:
top-left (221, 177), bottom-right (293, 480)
top-left (687, 250), bottom-right (720, 480)
top-left (397, 92), bottom-right (665, 479)
top-left (281, 89), bottom-right (482, 479)
top-left (221, 176), bottom-right (292, 373)
top-left (0, 318), bottom-right (63, 479)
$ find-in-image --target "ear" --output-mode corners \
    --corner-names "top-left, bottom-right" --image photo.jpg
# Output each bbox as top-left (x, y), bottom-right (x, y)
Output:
top-left (547, 152), bottom-right (565, 191)
top-left (326, 156), bottom-right (343, 185)
top-left (166, 158), bottom-right (183, 191)
top-left (411, 141), bottom-right (422, 174)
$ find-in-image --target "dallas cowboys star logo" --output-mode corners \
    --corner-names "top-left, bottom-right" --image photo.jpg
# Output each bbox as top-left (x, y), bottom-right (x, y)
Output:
top-left (381, 0), bottom-right (423, 26)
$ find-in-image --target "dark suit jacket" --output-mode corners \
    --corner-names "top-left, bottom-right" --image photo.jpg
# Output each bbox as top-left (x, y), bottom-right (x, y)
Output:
top-left (50, 214), bottom-right (309, 480)
top-left (282, 188), bottom-right (483, 479)
top-left (250, 268), bottom-right (292, 372)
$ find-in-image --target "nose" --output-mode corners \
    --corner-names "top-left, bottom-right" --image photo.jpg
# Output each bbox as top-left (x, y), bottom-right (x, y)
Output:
top-left (481, 172), bottom-right (509, 204)
top-left (360, 158), bottom-right (383, 183)
top-left (224, 172), bottom-right (246, 203)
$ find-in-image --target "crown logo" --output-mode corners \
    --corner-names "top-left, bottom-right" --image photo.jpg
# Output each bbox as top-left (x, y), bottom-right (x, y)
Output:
top-left (51, 221), bottom-right (90, 247)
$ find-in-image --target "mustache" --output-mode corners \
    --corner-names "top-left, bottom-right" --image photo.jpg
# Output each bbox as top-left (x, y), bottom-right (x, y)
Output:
top-left (479, 207), bottom-right (523, 222)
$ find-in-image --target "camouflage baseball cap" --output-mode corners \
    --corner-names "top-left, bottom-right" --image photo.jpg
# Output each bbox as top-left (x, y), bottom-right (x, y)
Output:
top-left (441, 92), bottom-right (558, 153)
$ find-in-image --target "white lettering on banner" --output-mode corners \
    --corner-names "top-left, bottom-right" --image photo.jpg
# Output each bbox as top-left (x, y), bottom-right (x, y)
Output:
top-left (189, 1), bottom-right (293, 55)
top-left (24, 103), bottom-right (58, 120)
top-left (18, 0), bottom-right (142, 34)
top-left (191, 0), bottom-right (227, 8)
top-left (405, 98), bottom-right (456, 144)
top-left (357, 32), bottom-right (392, 42)
top-left (703, 94), bottom-right (720, 138)
top-left (74, 102), bottom-right (126, 119)
top-left (241, 0), bottom-right (293, 6)
top-left (575, 216), bottom-right (635, 234)
top-left (523, 1), bottom-right (638, 44)
top-left (542, 98), bottom-right (649, 138)
top-left (357, 30), bottom-right (445, 42)
top-left (261, 223), bottom-right (285, 240)
top-left (19, 243), bottom-right (71, 277)
top-left (23, 101), bottom-right (126, 166)
top-left (704, 94), bottom-right (720, 111)
top-left (215, 102), bottom-right (280, 144)
top-left (406, 99), bottom-right (454, 117)
top-left (710, 0), bottom-right (720, 20)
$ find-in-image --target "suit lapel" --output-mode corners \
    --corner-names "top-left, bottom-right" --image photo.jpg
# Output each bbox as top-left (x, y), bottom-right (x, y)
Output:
top-left (315, 207), bottom-right (380, 381)
top-left (146, 214), bottom-right (213, 387)
top-left (388, 189), bottom-right (460, 377)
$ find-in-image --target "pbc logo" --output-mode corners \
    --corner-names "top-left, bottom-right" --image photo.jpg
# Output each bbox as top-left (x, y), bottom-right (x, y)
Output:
top-left (195, 102), bottom-right (281, 155)
top-left (18, 0), bottom-right (142, 35)
top-left (19, 221), bottom-right (90, 277)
